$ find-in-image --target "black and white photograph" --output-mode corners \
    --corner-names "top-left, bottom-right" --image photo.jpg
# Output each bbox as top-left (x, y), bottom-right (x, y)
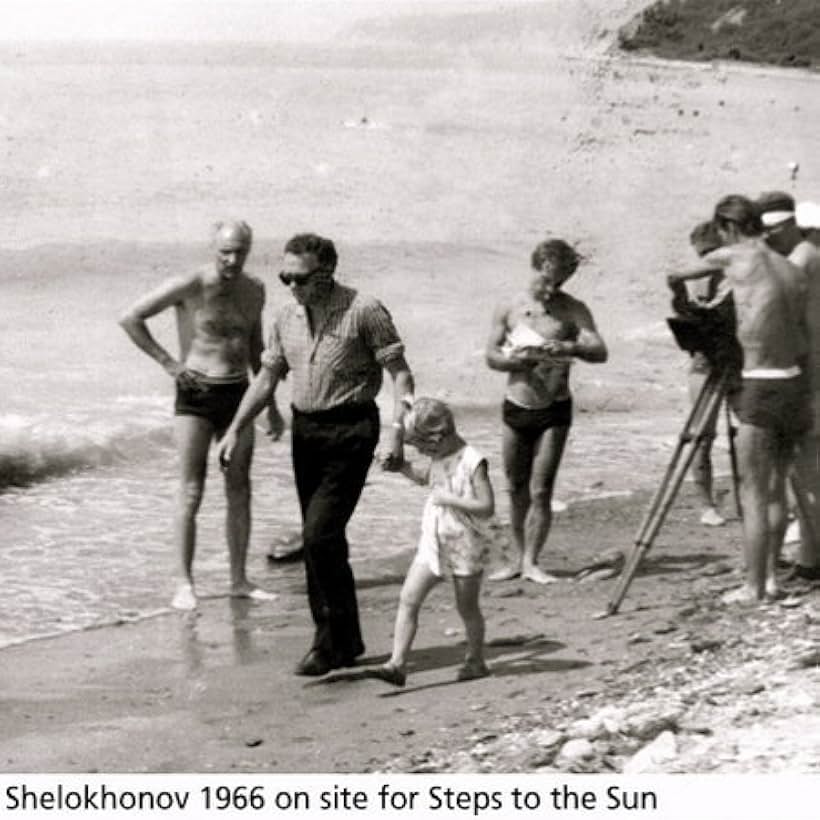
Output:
top-left (1, 0), bottom-right (818, 791)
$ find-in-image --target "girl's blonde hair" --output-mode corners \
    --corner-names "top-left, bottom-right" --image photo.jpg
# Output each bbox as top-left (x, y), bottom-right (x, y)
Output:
top-left (404, 397), bottom-right (455, 445)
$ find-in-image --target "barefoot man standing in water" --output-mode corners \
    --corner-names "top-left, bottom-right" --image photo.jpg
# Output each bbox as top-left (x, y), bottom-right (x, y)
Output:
top-left (486, 239), bottom-right (607, 583)
top-left (120, 220), bottom-right (281, 609)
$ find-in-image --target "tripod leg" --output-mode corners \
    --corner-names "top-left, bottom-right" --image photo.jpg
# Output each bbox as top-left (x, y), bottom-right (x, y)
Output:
top-left (602, 371), bottom-right (728, 617)
top-left (633, 368), bottom-right (726, 542)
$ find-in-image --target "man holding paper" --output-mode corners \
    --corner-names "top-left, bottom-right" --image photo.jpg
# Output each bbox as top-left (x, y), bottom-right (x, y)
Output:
top-left (486, 239), bottom-right (608, 583)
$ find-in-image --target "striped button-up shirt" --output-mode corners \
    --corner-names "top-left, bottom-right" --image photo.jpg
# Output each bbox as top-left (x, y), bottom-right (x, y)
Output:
top-left (261, 283), bottom-right (405, 412)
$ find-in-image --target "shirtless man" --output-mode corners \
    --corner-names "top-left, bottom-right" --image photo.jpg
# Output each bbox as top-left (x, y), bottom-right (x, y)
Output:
top-left (757, 192), bottom-right (820, 581)
top-left (120, 220), bottom-right (281, 609)
top-left (486, 239), bottom-right (608, 583)
top-left (669, 195), bottom-right (810, 603)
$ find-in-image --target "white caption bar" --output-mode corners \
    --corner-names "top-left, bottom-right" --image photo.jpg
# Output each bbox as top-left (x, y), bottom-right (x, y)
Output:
top-left (0, 774), bottom-right (816, 820)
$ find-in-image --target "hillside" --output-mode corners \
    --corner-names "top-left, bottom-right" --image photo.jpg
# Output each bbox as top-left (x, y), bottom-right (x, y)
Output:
top-left (346, 0), bottom-right (648, 56)
top-left (618, 0), bottom-right (820, 68)
top-left (346, 1), bottom-right (819, 71)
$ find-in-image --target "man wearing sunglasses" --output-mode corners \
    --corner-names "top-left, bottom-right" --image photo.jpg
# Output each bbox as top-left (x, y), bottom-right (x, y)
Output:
top-left (120, 220), bottom-right (281, 611)
top-left (218, 232), bottom-right (414, 676)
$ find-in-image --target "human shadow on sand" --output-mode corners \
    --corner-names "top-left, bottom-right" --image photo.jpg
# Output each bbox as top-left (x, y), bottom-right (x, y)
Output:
top-left (632, 550), bottom-right (734, 578)
top-left (308, 633), bottom-right (591, 695)
top-left (355, 573), bottom-right (410, 590)
top-left (269, 571), bottom-right (408, 599)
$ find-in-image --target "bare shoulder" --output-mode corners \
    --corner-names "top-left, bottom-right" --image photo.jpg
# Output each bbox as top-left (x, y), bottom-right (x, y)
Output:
top-left (243, 271), bottom-right (266, 294)
top-left (703, 246), bottom-right (737, 269)
top-left (139, 270), bottom-right (202, 307)
top-left (192, 265), bottom-right (219, 288)
top-left (557, 292), bottom-right (597, 325)
top-left (492, 295), bottom-right (522, 323)
top-left (240, 271), bottom-right (266, 303)
top-left (561, 291), bottom-right (590, 312)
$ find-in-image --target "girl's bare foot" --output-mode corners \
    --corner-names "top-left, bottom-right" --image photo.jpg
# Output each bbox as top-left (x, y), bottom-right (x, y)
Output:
top-left (457, 659), bottom-right (490, 681)
top-left (371, 663), bottom-right (406, 687)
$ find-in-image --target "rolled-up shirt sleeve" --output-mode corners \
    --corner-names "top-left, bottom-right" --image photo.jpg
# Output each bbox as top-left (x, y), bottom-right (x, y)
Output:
top-left (360, 298), bottom-right (405, 365)
top-left (260, 320), bottom-right (290, 375)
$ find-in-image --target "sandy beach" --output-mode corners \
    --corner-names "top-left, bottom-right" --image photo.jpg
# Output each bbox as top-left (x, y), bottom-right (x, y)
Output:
top-left (2, 480), bottom-right (818, 773)
top-left (1, 0), bottom-right (819, 779)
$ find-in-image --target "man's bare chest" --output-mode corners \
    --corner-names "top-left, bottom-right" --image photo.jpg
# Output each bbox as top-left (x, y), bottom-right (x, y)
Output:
top-left (187, 296), bottom-right (254, 340)
top-left (508, 301), bottom-right (575, 340)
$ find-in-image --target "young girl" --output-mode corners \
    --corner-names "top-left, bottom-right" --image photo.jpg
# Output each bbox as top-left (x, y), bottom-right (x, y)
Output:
top-left (373, 397), bottom-right (496, 687)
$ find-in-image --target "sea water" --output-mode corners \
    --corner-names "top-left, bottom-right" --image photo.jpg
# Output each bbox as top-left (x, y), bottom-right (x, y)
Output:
top-left (0, 42), bottom-right (731, 646)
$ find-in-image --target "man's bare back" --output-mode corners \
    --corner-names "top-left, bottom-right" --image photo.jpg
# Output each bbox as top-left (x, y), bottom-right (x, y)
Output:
top-left (701, 239), bottom-right (807, 374)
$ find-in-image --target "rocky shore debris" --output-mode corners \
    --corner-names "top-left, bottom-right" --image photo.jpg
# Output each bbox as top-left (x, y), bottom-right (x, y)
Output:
top-left (377, 595), bottom-right (820, 774)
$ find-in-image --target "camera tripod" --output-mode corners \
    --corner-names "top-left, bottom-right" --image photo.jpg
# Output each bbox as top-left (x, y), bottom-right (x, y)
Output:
top-left (600, 363), bottom-right (740, 617)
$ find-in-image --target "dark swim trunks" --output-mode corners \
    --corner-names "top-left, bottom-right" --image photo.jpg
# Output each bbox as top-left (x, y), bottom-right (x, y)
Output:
top-left (502, 398), bottom-right (573, 438)
top-left (729, 376), bottom-right (811, 442)
top-left (174, 379), bottom-right (248, 436)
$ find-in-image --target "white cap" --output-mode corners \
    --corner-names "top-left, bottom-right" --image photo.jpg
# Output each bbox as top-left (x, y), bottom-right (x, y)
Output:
top-left (760, 210), bottom-right (795, 227)
top-left (796, 201), bottom-right (820, 230)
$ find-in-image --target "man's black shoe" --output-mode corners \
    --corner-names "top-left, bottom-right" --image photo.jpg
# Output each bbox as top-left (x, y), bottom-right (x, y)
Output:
top-left (295, 649), bottom-right (333, 677)
top-left (334, 642), bottom-right (366, 668)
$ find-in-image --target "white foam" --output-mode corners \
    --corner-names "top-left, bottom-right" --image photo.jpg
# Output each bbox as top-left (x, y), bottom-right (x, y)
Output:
top-left (0, 410), bottom-right (171, 486)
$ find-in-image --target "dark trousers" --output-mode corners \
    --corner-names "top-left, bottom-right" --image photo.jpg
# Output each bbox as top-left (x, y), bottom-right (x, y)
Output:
top-left (291, 402), bottom-right (379, 662)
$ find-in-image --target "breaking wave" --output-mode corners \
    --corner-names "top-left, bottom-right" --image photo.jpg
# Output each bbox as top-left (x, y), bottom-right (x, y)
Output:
top-left (0, 397), bottom-right (172, 488)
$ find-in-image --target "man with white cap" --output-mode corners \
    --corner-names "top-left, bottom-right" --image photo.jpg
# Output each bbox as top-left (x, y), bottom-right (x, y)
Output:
top-left (792, 199), bottom-right (820, 580)
top-left (757, 191), bottom-right (808, 263)
top-left (757, 192), bottom-right (820, 581)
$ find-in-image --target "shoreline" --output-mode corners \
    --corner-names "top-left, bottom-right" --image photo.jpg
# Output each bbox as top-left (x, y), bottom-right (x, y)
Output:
top-left (0, 485), bottom-right (637, 652)
top-left (1, 479), bottom-right (816, 773)
top-left (0, 392), bottom-right (725, 650)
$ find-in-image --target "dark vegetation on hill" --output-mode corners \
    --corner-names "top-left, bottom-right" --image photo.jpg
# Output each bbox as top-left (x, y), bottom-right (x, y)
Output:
top-left (619, 0), bottom-right (820, 68)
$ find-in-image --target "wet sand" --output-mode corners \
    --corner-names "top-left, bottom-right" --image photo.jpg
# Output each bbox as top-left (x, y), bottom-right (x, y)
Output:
top-left (1, 480), bottom-right (817, 773)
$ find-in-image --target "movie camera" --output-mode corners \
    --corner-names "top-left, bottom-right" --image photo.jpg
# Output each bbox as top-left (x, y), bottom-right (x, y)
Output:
top-left (599, 291), bottom-right (742, 617)
top-left (666, 293), bottom-right (741, 372)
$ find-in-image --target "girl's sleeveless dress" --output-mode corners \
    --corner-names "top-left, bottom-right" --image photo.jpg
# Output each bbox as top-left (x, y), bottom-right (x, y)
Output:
top-left (416, 444), bottom-right (495, 577)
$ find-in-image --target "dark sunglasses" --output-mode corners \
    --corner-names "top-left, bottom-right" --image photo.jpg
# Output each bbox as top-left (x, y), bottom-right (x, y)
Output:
top-left (278, 267), bottom-right (322, 286)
